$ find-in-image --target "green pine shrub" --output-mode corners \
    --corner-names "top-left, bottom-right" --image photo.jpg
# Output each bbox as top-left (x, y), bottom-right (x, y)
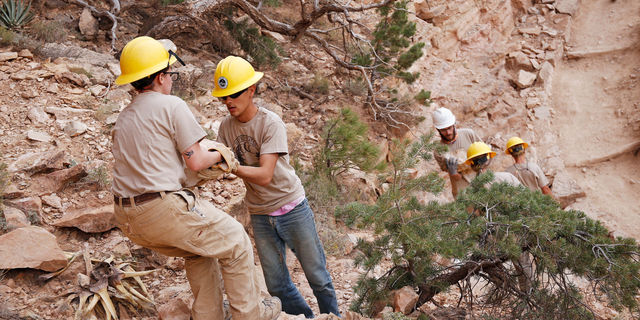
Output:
top-left (337, 134), bottom-right (640, 318)
top-left (223, 15), bottom-right (282, 68)
top-left (317, 108), bottom-right (382, 177)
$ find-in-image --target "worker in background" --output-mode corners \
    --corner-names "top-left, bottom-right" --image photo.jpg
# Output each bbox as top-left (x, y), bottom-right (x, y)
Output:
top-left (504, 137), bottom-right (553, 196)
top-left (432, 106), bottom-right (483, 197)
top-left (465, 142), bottom-right (521, 187)
top-left (465, 141), bottom-right (532, 291)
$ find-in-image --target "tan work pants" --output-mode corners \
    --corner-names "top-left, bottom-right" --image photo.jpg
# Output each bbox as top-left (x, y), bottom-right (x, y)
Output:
top-left (113, 190), bottom-right (263, 320)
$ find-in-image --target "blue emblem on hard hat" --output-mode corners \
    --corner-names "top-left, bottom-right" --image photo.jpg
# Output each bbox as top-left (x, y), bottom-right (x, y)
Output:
top-left (218, 76), bottom-right (228, 89)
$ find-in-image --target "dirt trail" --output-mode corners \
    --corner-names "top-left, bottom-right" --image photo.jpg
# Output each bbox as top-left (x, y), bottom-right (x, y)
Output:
top-left (552, 0), bottom-right (640, 238)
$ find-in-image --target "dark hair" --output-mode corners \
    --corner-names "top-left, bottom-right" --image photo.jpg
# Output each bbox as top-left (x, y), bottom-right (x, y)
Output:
top-left (131, 66), bottom-right (168, 90)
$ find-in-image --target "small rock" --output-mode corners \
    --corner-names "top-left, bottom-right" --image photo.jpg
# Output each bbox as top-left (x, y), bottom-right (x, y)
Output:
top-left (64, 120), bottom-right (88, 137)
top-left (52, 204), bottom-right (116, 233)
top-left (157, 299), bottom-right (191, 320)
top-left (78, 8), bottom-right (98, 39)
top-left (0, 52), bottom-right (18, 62)
top-left (41, 194), bottom-right (63, 209)
top-left (0, 226), bottom-right (67, 272)
top-left (555, 0), bottom-right (579, 15)
top-left (18, 49), bottom-right (33, 59)
top-left (526, 97), bottom-right (541, 109)
top-left (393, 286), bottom-right (419, 315)
top-left (515, 70), bottom-right (537, 89)
top-left (26, 130), bottom-right (52, 143)
top-left (89, 84), bottom-right (106, 96)
top-left (2, 206), bottom-right (30, 229)
top-left (27, 107), bottom-right (50, 124)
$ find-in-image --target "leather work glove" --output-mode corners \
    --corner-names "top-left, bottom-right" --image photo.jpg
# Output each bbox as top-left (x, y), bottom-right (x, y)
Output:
top-left (197, 139), bottom-right (239, 181)
top-left (446, 157), bottom-right (459, 176)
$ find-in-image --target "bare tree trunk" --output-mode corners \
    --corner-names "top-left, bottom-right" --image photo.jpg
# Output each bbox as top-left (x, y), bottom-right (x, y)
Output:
top-left (416, 258), bottom-right (506, 307)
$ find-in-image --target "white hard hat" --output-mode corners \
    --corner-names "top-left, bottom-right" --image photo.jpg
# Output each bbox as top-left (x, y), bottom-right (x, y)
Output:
top-left (432, 107), bottom-right (456, 129)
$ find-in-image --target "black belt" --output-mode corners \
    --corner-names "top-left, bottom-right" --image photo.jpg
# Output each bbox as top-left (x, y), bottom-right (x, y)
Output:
top-left (114, 192), bottom-right (162, 207)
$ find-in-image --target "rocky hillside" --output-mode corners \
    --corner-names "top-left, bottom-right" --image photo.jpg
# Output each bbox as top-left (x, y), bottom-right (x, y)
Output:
top-left (1, 0), bottom-right (638, 319)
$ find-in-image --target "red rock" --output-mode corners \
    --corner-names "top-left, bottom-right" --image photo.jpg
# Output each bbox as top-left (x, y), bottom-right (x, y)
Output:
top-left (393, 286), bottom-right (418, 315)
top-left (52, 204), bottom-right (116, 233)
top-left (157, 298), bottom-right (191, 320)
top-left (0, 226), bottom-right (67, 272)
top-left (32, 164), bottom-right (87, 195)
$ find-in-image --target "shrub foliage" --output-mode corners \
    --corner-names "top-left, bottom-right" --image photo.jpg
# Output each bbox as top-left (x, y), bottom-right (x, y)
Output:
top-left (337, 135), bottom-right (640, 319)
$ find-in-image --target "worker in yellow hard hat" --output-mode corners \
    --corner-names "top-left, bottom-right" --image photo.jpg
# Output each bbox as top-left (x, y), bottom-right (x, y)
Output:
top-left (505, 137), bottom-right (553, 196)
top-left (212, 56), bottom-right (340, 318)
top-left (111, 37), bottom-right (281, 320)
top-left (432, 106), bottom-right (483, 197)
top-left (465, 142), bottom-right (521, 187)
top-left (465, 141), bottom-right (532, 290)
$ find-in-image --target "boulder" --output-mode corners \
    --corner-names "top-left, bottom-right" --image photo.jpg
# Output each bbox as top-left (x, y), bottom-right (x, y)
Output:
top-left (7, 150), bottom-right (65, 174)
top-left (157, 298), bottom-right (191, 320)
top-left (415, 0), bottom-right (446, 21)
top-left (27, 107), bottom-right (50, 124)
top-left (55, 71), bottom-right (90, 87)
top-left (0, 226), bottom-right (67, 272)
top-left (78, 8), bottom-right (98, 39)
top-left (555, 0), bottom-right (579, 15)
top-left (39, 43), bottom-right (117, 69)
top-left (41, 194), bottom-right (62, 209)
top-left (2, 206), bottom-right (30, 229)
top-left (515, 70), bottom-right (537, 89)
top-left (63, 120), bottom-right (88, 137)
top-left (44, 106), bottom-right (93, 119)
top-left (552, 171), bottom-right (586, 208)
top-left (0, 52), bottom-right (18, 62)
top-left (506, 51), bottom-right (533, 71)
top-left (52, 204), bottom-right (116, 233)
top-left (31, 164), bottom-right (87, 195)
top-left (4, 197), bottom-right (42, 217)
top-left (26, 130), bottom-right (52, 143)
top-left (18, 49), bottom-right (33, 59)
top-left (392, 286), bottom-right (419, 315)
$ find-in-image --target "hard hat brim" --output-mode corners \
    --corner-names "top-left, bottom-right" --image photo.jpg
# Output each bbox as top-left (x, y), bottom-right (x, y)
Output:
top-left (505, 142), bottom-right (529, 154)
top-left (465, 151), bottom-right (496, 165)
top-left (115, 56), bottom-right (178, 85)
top-left (211, 72), bottom-right (264, 97)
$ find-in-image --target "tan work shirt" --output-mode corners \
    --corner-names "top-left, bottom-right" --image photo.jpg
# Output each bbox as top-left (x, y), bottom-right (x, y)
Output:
top-left (111, 91), bottom-right (206, 197)
top-left (217, 107), bottom-right (305, 215)
top-left (505, 161), bottom-right (549, 191)
top-left (490, 171), bottom-right (522, 187)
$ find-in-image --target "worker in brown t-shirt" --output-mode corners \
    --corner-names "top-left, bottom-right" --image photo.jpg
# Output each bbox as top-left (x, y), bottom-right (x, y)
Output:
top-left (504, 137), bottom-right (553, 196)
top-left (110, 37), bottom-right (280, 320)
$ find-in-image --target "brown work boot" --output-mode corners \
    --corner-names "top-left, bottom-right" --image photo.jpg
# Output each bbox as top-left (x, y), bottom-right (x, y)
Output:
top-left (260, 296), bottom-right (281, 320)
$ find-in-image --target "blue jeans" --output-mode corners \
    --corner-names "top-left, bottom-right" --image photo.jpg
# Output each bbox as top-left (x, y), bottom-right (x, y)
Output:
top-left (251, 199), bottom-right (340, 318)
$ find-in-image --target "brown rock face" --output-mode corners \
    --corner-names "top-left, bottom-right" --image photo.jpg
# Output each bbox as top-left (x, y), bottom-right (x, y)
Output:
top-left (0, 226), bottom-right (67, 272)
top-left (52, 204), bottom-right (116, 233)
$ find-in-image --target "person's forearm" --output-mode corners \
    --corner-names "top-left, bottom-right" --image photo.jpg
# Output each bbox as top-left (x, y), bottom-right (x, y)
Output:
top-left (183, 144), bottom-right (222, 171)
top-left (235, 165), bottom-right (273, 186)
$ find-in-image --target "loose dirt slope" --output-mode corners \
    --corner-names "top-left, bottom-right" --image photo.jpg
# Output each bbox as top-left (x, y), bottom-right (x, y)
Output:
top-left (551, 0), bottom-right (640, 238)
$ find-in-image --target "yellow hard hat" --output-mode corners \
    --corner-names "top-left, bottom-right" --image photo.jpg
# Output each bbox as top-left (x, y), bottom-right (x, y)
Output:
top-left (211, 56), bottom-right (264, 97)
top-left (505, 137), bottom-right (529, 154)
top-left (115, 36), bottom-right (177, 85)
top-left (465, 142), bottom-right (496, 165)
